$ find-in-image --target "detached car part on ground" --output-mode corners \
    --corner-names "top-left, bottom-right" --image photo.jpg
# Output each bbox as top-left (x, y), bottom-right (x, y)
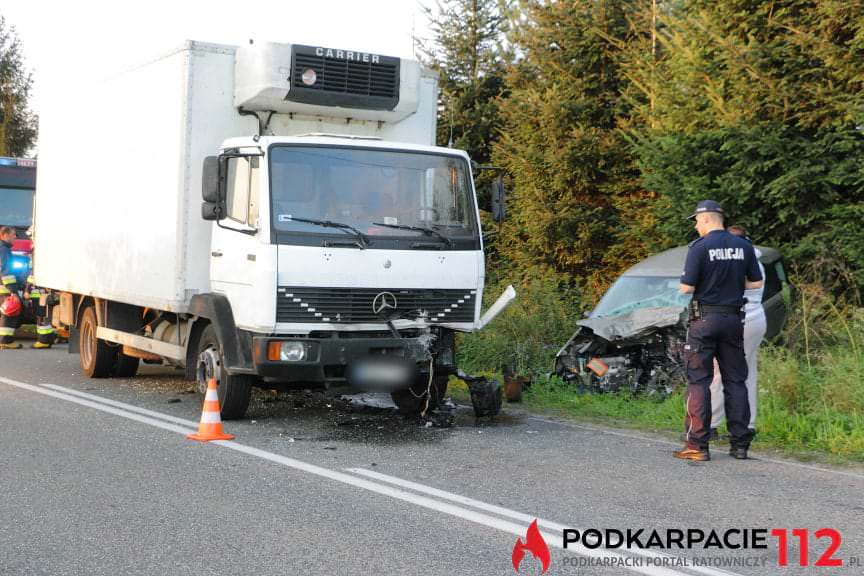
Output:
top-left (554, 246), bottom-right (791, 396)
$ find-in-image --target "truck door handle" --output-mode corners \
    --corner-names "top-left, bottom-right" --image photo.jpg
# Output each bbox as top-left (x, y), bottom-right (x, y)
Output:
top-left (211, 250), bottom-right (223, 257)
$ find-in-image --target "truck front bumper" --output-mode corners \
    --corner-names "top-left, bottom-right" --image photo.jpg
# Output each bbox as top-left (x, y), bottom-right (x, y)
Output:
top-left (251, 335), bottom-right (434, 388)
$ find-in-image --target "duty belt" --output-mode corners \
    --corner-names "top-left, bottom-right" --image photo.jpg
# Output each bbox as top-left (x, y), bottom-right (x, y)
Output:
top-left (701, 305), bottom-right (742, 314)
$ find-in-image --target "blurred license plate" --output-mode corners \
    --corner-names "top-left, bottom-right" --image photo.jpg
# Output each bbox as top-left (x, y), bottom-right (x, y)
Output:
top-left (349, 358), bottom-right (413, 389)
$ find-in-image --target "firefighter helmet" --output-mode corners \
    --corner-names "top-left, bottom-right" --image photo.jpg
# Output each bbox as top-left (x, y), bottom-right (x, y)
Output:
top-left (0, 294), bottom-right (22, 317)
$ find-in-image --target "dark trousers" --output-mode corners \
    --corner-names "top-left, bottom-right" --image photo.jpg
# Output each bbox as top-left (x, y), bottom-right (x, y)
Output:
top-left (0, 311), bottom-right (20, 343)
top-left (684, 312), bottom-right (754, 450)
top-left (32, 303), bottom-right (56, 346)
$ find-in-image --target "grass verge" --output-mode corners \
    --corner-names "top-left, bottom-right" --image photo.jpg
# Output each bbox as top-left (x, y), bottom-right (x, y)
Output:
top-left (450, 346), bottom-right (864, 465)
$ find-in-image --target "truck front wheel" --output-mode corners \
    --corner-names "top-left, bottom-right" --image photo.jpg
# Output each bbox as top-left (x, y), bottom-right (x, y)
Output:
top-left (79, 306), bottom-right (117, 378)
top-left (196, 324), bottom-right (252, 420)
top-left (391, 372), bottom-right (448, 415)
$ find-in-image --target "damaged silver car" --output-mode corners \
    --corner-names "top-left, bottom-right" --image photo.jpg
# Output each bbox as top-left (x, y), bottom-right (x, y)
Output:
top-left (554, 246), bottom-right (790, 395)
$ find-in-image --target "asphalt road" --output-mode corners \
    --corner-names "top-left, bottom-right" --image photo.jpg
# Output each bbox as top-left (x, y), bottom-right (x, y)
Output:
top-left (1, 345), bottom-right (863, 576)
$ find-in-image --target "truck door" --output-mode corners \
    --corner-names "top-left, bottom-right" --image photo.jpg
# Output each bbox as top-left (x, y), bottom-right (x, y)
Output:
top-left (210, 156), bottom-right (261, 328)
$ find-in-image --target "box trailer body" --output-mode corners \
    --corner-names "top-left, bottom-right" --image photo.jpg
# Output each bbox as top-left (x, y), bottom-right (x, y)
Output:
top-left (34, 41), bottom-right (514, 418)
top-left (35, 42), bottom-right (439, 312)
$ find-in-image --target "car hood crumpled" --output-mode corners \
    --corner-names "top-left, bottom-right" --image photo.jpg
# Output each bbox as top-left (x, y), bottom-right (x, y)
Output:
top-left (578, 306), bottom-right (688, 342)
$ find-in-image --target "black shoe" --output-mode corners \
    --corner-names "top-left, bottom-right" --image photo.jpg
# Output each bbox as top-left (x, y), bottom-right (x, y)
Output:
top-left (729, 447), bottom-right (749, 460)
top-left (674, 446), bottom-right (710, 461)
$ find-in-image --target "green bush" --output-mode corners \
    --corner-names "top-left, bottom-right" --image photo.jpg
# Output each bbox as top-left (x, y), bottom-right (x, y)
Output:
top-left (757, 345), bottom-right (864, 457)
top-left (636, 126), bottom-right (864, 296)
top-left (457, 278), bottom-right (580, 375)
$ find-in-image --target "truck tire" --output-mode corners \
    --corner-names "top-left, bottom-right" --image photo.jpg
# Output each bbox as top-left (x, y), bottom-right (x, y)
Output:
top-left (196, 324), bottom-right (252, 420)
top-left (79, 306), bottom-right (117, 378)
top-left (391, 372), bottom-right (448, 415)
top-left (112, 352), bottom-right (140, 377)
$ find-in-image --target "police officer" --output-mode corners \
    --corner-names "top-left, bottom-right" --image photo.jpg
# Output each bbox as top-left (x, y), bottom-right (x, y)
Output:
top-left (675, 200), bottom-right (763, 461)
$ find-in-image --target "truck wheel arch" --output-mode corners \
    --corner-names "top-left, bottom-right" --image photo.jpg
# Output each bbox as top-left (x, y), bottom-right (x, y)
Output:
top-left (187, 294), bottom-right (253, 377)
top-left (74, 296), bottom-right (105, 328)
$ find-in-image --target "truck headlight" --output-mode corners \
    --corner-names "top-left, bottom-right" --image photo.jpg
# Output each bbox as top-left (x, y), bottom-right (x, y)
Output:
top-left (267, 341), bottom-right (308, 362)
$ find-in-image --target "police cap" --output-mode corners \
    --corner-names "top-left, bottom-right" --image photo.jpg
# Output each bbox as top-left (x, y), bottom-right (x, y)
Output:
top-left (687, 199), bottom-right (725, 220)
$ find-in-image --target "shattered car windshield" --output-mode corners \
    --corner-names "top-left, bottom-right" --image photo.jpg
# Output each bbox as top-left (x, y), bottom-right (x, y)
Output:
top-left (592, 276), bottom-right (692, 318)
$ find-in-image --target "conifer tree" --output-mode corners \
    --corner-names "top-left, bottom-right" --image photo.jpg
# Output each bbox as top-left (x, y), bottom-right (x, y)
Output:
top-left (417, 0), bottom-right (507, 188)
top-left (493, 0), bottom-right (658, 297)
top-left (0, 15), bottom-right (37, 156)
top-left (622, 0), bottom-right (864, 291)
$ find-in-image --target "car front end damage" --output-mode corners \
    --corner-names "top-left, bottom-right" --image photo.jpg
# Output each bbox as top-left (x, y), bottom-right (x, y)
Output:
top-left (553, 307), bottom-right (689, 396)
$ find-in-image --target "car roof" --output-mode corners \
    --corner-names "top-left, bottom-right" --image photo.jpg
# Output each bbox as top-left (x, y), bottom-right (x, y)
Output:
top-left (621, 245), bottom-right (782, 277)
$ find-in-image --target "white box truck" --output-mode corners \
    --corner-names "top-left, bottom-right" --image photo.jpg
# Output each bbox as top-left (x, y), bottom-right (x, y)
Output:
top-left (34, 40), bottom-right (514, 418)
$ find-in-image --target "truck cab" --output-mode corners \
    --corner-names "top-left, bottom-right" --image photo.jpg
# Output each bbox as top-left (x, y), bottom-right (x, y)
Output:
top-left (201, 135), bottom-right (484, 415)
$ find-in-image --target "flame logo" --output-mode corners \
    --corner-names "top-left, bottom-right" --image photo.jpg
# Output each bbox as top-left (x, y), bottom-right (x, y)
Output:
top-left (512, 519), bottom-right (551, 573)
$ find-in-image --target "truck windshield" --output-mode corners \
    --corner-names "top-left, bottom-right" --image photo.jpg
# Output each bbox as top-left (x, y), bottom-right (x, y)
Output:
top-left (0, 187), bottom-right (35, 227)
top-left (270, 146), bottom-right (478, 248)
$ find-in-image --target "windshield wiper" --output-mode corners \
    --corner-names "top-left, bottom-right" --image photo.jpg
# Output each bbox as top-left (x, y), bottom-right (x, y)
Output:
top-left (371, 222), bottom-right (454, 248)
top-left (283, 217), bottom-right (368, 249)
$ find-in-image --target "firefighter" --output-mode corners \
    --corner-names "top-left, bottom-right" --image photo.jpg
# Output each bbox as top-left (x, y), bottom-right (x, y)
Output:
top-left (0, 226), bottom-right (22, 349)
top-left (26, 276), bottom-right (56, 349)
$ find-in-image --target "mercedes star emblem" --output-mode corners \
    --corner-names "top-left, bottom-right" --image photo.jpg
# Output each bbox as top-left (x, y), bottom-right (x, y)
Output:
top-left (372, 291), bottom-right (398, 316)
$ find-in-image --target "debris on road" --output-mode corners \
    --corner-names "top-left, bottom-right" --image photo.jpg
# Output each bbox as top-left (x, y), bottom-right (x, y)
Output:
top-left (458, 371), bottom-right (503, 417)
top-left (423, 399), bottom-right (457, 428)
top-left (502, 365), bottom-right (530, 403)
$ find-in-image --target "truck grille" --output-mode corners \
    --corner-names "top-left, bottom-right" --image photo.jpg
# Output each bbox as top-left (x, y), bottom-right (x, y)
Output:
top-left (276, 287), bottom-right (476, 324)
top-left (288, 44), bottom-right (400, 110)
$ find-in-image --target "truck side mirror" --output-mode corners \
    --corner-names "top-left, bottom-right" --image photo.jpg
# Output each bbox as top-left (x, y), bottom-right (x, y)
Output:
top-left (201, 202), bottom-right (223, 221)
top-left (202, 156), bottom-right (226, 221)
top-left (202, 156), bottom-right (223, 203)
top-left (490, 177), bottom-right (507, 223)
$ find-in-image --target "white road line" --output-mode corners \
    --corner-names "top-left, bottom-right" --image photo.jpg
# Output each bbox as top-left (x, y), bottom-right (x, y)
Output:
top-left (42, 384), bottom-right (200, 427)
top-left (0, 377), bottom-right (195, 436)
top-left (526, 415), bottom-right (864, 480)
top-left (0, 376), bottom-right (693, 576)
top-left (42, 382), bottom-right (864, 482)
top-left (347, 468), bottom-right (743, 576)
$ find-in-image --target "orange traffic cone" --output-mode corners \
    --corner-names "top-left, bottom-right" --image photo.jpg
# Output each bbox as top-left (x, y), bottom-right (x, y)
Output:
top-left (187, 379), bottom-right (235, 442)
